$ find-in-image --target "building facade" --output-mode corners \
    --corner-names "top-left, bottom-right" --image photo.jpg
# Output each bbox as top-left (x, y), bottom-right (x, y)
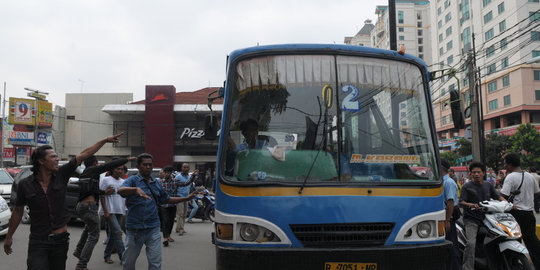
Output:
top-left (430, 0), bottom-right (540, 148)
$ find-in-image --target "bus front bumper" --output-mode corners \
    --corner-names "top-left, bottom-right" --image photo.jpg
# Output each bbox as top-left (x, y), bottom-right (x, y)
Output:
top-left (216, 241), bottom-right (453, 270)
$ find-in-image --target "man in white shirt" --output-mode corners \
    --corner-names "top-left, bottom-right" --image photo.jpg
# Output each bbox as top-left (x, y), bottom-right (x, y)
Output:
top-left (500, 153), bottom-right (540, 269)
top-left (99, 161), bottom-right (129, 264)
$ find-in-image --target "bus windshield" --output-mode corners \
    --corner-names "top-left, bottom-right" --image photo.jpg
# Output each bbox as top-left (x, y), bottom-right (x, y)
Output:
top-left (223, 54), bottom-right (439, 184)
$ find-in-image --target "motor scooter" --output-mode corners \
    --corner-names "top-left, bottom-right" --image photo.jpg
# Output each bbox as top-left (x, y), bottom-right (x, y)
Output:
top-left (456, 200), bottom-right (533, 270)
top-left (187, 187), bottom-right (215, 222)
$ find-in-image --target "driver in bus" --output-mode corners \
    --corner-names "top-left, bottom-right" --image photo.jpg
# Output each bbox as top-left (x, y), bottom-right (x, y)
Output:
top-left (228, 119), bottom-right (269, 152)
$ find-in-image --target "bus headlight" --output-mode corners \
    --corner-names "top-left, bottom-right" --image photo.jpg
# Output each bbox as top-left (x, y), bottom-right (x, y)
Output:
top-left (240, 224), bottom-right (260, 241)
top-left (416, 221), bottom-right (432, 238)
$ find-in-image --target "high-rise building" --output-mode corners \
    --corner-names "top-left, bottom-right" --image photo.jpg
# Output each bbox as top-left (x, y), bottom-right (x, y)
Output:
top-left (430, 0), bottom-right (540, 149)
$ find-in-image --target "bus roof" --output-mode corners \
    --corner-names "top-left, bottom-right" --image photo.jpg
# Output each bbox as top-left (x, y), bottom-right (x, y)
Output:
top-left (227, 43), bottom-right (427, 74)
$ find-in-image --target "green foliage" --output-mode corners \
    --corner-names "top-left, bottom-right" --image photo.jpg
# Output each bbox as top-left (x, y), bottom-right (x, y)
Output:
top-left (440, 151), bottom-right (458, 166)
top-left (510, 123), bottom-right (540, 168)
top-left (456, 138), bottom-right (472, 157)
top-left (484, 132), bottom-right (512, 172)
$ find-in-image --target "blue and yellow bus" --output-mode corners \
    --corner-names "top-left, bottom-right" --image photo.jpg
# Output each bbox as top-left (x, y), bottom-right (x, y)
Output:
top-left (206, 44), bottom-right (452, 269)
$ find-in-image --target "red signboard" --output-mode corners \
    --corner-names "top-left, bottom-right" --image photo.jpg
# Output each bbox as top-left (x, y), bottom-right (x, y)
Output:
top-left (3, 148), bottom-right (14, 159)
top-left (496, 125), bottom-right (540, 136)
top-left (145, 86), bottom-right (175, 168)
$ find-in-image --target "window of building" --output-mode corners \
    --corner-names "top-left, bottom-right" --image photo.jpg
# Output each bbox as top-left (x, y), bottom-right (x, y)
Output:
top-left (440, 60), bottom-right (445, 68)
top-left (487, 63), bottom-right (496, 74)
top-left (503, 95), bottom-right (511, 106)
top-left (418, 29), bottom-right (423, 36)
top-left (461, 0), bottom-right (470, 24)
top-left (498, 2), bottom-right (505, 14)
top-left (483, 0), bottom-right (492, 7)
top-left (500, 37), bottom-right (508, 50)
top-left (419, 46), bottom-right (423, 52)
top-left (534, 70), bottom-right (540, 80)
top-left (463, 27), bottom-right (471, 48)
top-left (440, 47), bottom-right (444, 56)
top-left (536, 90), bottom-right (540, 100)
top-left (486, 45), bottom-right (495, 58)
top-left (485, 28), bottom-right (494, 41)
top-left (445, 13), bottom-right (452, 23)
top-left (438, 7), bottom-right (442, 15)
top-left (442, 116), bottom-right (447, 125)
top-left (532, 31), bottom-right (540, 41)
top-left (419, 54), bottom-right (424, 59)
top-left (445, 0), bottom-right (451, 8)
top-left (449, 83), bottom-right (455, 91)
top-left (503, 75), bottom-right (510, 87)
top-left (501, 57), bottom-right (509, 69)
top-left (448, 55), bottom-right (454, 65)
top-left (438, 20), bottom-right (443, 29)
top-left (488, 81), bottom-right (497, 93)
top-left (446, 26), bottom-right (453, 36)
top-left (484, 11), bottom-right (493, 24)
top-left (533, 51), bottom-right (540, 58)
top-left (464, 92), bottom-right (470, 106)
top-left (530, 11), bottom-right (540, 22)
top-left (399, 27), bottom-right (404, 32)
top-left (499, 20), bottom-right (506, 32)
top-left (399, 35), bottom-right (405, 41)
top-left (447, 40), bottom-right (453, 50)
top-left (417, 21), bottom-right (422, 27)
top-left (439, 33), bottom-right (444, 41)
top-left (417, 12), bottom-right (422, 20)
top-left (489, 99), bottom-right (498, 110)
top-left (398, 11), bottom-right (404, 23)
top-left (418, 38), bottom-right (423, 44)
top-left (530, 0), bottom-right (539, 2)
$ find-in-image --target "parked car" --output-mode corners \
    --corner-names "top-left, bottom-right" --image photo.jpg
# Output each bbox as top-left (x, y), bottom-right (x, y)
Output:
top-left (127, 168), bottom-right (162, 179)
top-left (0, 169), bottom-right (14, 205)
top-left (0, 196), bottom-right (11, 237)
top-left (10, 165), bottom-right (81, 224)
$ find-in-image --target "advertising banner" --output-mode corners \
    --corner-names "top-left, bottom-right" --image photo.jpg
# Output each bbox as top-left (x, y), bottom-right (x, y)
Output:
top-left (37, 100), bottom-right (53, 127)
top-left (8, 97), bottom-right (35, 125)
top-left (3, 148), bottom-right (14, 160)
top-left (37, 132), bottom-right (51, 145)
top-left (7, 131), bottom-right (34, 146)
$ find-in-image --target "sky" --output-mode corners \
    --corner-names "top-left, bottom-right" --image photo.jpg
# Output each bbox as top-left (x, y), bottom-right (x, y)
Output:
top-left (0, 0), bottom-right (389, 107)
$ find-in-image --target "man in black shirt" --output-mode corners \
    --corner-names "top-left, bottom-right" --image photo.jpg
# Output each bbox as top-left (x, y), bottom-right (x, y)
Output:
top-left (73, 155), bottom-right (135, 269)
top-left (3, 134), bottom-right (123, 270)
top-left (459, 161), bottom-right (505, 270)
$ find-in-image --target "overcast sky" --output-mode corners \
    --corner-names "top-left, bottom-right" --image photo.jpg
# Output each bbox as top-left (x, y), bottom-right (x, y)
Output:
top-left (0, 0), bottom-right (388, 107)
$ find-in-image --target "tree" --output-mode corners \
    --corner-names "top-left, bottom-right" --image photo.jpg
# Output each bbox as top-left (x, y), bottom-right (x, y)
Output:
top-left (510, 123), bottom-right (540, 169)
top-left (456, 138), bottom-right (472, 157)
top-left (484, 132), bottom-right (512, 172)
top-left (440, 151), bottom-right (459, 165)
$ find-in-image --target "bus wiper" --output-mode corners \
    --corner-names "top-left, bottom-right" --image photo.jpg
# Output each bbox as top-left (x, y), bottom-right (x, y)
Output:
top-left (299, 96), bottom-right (326, 194)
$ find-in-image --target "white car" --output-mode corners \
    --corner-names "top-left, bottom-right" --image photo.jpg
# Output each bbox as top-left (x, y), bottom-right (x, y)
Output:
top-left (0, 195), bottom-right (11, 236)
top-left (0, 169), bottom-right (14, 205)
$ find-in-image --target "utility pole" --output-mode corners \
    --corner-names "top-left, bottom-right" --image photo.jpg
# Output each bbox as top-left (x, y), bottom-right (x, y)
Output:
top-left (468, 33), bottom-right (482, 162)
top-left (1, 82), bottom-right (5, 167)
top-left (389, 0), bottom-right (397, 50)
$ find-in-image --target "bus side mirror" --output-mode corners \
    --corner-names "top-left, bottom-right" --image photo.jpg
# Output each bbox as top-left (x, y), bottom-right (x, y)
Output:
top-left (450, 90), bottom-right (465, 129)
top-left (204, 115), bottom-right (218, 140)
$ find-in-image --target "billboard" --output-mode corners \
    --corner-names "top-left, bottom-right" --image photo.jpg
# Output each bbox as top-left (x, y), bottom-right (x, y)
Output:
top-left (8, 98), bottom-right (35, 125)
top-left (37, 100), bottom-right (53, 127)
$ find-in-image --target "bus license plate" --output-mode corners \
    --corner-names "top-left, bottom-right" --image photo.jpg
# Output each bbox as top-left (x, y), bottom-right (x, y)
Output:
top-left (324, 262), bottom-right (377, 270)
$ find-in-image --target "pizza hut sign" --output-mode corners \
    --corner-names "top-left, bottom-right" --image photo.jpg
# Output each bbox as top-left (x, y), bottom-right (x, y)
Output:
top-left (180, 128), bottom-right (205, 139)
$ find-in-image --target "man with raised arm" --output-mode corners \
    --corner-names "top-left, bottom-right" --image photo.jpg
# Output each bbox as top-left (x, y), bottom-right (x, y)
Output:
top-left (3, 134), bottom-right (123, 270)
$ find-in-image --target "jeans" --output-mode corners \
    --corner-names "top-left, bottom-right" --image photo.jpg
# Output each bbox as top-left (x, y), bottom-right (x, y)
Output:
top-left (27, 232), bottom-right (70, 270)
top-left (160, 206), bottom-right (176, 238)
top-left (104, 214), bottom-right (125, 260)
top-left (510, 210), bottom-right (540, 268)
top-left (175, 202), bottom-right (187, 233)
top-left (462, 220), bottom-right (478, 270)
top-left (187, 199), bottom-right (199, 221)
top-left (445, 219), bottom-right (462, 270)
top-left (123, 226), bottom-right (162, 270)
top-left (75, 202), bottom-right (100, 267)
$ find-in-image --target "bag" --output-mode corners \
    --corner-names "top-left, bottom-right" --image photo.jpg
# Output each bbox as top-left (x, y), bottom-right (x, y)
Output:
top-left (78, 178), bottom-right (99, 194)
top-left (452, 206), bottom-right (461, 220)
top-left (507, 172), bottom-right (525, 203)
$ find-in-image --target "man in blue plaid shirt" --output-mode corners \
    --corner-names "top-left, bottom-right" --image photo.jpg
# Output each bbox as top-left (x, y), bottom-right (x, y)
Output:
top-left (158, 166), bottom-right (180, 246)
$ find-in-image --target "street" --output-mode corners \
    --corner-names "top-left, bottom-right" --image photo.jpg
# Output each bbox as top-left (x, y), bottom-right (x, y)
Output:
top-left (0, 219), bottom-right (216, 270)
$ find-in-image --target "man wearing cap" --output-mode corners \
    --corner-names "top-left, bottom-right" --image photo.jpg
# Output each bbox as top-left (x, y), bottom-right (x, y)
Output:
top-left (441, 159), bottom-right (461, 270)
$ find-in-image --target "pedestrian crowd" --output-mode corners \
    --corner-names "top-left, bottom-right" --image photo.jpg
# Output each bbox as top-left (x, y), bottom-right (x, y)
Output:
top-left (3, 134), bottom-right (205, 270)
top-left (442, 153), bottom-right (540, 270)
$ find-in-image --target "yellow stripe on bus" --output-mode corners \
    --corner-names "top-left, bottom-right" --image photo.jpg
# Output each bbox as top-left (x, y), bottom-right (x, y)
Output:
top-left (220, 184), bottom-right (443, 197)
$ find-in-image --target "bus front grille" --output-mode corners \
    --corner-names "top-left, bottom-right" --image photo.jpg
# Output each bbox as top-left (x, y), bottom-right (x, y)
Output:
top-left (290, 223), bottom-right (395, 247)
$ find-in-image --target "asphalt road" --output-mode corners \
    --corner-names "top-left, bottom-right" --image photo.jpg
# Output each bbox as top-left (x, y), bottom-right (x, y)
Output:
top-left (0, 219), bottom-right (216, 270)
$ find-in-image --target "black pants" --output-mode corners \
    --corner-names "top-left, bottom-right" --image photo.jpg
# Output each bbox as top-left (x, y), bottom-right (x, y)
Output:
top-left (160, 205), bottom-right (177, 238)
top-left (28, 232), bottom-right (70, 270)
top-left (445, 220), bottom-right (462, 270)
top-left (510, 210), bottom-right (540, 268)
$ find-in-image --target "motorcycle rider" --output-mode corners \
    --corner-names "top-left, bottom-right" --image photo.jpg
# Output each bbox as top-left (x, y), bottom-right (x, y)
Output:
top-left (500, 153), bottom-right (540, 268)
top-left (459, 161), bottom-right (505, 270)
